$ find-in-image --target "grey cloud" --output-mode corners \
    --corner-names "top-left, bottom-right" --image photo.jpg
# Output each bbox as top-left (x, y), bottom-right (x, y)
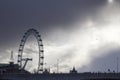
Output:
top-left (0, 0), bottom-right (107, 50)
top-left (1, 0), bottom-right (120, 72)
top-left (24, 48), bottom-right (38, 55)
top-left (78, 43), bottom-right (120, 72)
top-left (59, 48), bottom-right (76, 62)
top-left (0, 0), bottom-right (106, 59)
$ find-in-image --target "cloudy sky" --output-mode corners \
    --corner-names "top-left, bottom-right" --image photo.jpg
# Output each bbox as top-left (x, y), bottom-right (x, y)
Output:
top-left (0, 0), bottom-right (120, 73)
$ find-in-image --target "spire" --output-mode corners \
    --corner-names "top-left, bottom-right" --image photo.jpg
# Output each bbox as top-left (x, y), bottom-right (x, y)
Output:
top-left (70, 66), bottom-right (77, 74)
top-left (10, 51), bottom-right (14, 64)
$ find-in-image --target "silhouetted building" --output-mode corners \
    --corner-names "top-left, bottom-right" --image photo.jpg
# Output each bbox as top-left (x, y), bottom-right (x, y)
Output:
top-left (70, 67), bottom-right (77, 74)
top-left (0, 62), bottom-right (19, 74)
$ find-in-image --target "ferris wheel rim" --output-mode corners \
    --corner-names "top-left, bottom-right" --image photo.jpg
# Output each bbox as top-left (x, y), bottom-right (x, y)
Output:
top-left (17, 28), bottom-right (44, 73)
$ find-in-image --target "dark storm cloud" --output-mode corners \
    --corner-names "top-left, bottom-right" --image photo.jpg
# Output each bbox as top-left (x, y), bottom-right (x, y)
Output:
top-left (0, 0), bottom-right (106, 47)
top-left (0, 0), bottom-right (106, 27)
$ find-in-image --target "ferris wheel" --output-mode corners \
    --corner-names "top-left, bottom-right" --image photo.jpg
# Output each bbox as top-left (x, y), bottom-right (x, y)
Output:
top-left (17, 28), bottom-right (44, 73)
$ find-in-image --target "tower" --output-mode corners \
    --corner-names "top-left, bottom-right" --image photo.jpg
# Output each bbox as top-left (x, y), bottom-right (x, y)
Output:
top-left (9, 51), bottom-right (14, 65)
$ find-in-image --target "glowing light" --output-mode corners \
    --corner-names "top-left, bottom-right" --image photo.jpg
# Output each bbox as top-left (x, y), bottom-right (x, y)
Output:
top-left (108, 0), bottom-right (113, 3)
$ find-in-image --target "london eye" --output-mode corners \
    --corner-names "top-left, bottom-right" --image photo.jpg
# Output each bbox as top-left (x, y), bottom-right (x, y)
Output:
top-left (17, 28), bottom-right (44, 73)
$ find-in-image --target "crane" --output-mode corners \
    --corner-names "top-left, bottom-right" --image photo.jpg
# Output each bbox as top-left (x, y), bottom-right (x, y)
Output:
top-left (21, 58), bottom-right (32, 70)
